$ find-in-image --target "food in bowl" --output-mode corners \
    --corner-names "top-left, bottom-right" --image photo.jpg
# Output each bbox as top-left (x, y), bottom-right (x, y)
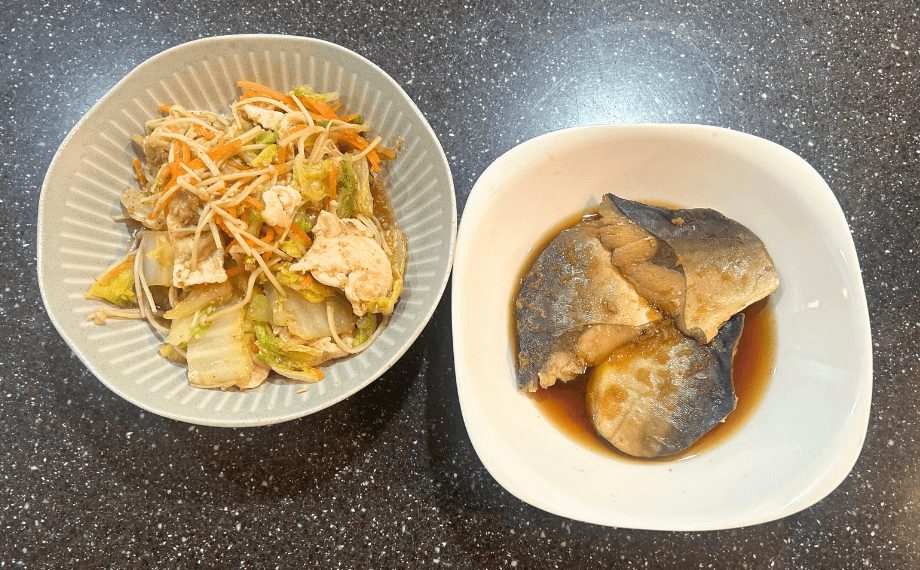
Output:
top-left (514, 193), bottom-right (778, 458)
top-left (84, 80), bottom-right (407, 390)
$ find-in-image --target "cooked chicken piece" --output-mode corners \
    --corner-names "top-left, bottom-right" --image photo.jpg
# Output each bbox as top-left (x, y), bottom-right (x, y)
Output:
top-left (290, 210), bottom-right (392, 316)
top-left (241, 104), bottom-right (285, 130)
top-left (261, 185), bottom-right (302, 228)
top-left (166, 190), bottom-right (227, 288)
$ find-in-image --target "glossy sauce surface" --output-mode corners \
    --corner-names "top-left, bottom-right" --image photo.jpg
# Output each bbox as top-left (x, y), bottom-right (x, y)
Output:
top-left (514, 205), bottom-right (777, 461)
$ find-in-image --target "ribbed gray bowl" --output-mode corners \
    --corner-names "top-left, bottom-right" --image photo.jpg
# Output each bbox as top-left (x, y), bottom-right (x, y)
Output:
top-left (37, 35), bottom-right (456, 426)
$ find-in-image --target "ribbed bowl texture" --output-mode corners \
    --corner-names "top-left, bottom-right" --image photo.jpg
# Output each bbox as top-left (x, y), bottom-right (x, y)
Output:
top-left (37, 35), bottom-right (456, 426)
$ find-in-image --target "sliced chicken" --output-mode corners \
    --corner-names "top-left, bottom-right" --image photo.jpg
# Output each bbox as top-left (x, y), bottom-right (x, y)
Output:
top-left (241, 104), bottom-right (285, 130)
top-left (261, 185), bottom-right (302, 228)
top-left (290, 210), bottom-right (392, 316)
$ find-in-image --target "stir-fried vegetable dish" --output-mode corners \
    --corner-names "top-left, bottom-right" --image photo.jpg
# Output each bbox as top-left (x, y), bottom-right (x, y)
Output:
top-left (85, 80), bottom-right (407, 390)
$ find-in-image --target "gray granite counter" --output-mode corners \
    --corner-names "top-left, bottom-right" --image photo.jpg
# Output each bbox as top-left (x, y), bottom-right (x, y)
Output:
top-left (1, 0), bottom-right (918, 567)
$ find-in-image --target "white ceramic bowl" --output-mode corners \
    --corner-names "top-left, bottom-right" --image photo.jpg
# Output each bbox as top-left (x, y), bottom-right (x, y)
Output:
top-left (452, 125), bottom-right (872, 530)
top-left (38, 35), bottom-right (456, 427)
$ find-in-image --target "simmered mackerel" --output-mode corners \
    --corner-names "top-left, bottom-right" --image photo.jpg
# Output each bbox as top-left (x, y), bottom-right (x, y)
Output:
top-left (586, 315), bottom-right (744, 458)
top-left (609, 195), bottom-right (779, 344)
top-left (515, 218), bottom-right (661, 392)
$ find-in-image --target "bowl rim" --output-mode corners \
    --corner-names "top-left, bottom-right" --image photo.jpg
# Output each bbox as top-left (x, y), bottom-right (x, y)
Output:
top-left (452, 123), bottom-right (872, 530)
top-left (37, 34), bottom-right (457, 427)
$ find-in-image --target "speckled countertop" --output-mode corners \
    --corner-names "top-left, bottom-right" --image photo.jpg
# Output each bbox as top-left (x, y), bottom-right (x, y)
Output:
top-left (1, 1), bottom-right (918, 567)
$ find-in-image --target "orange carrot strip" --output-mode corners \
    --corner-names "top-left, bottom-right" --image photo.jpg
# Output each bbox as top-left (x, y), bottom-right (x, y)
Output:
top-left (236, 80), bottom-right (295, 107)
top-left (132, 159), bottom-right (147, 188)
top-left (187, 139), bottom-right (242, 170)
top-left (299, 273), bottom-right (315, 288)
top-left (342, 114), bottom-right (358, 123)
top-left (193, 125), bottom-right (216, 140)
top-left (179, 141), bottom-right (191, 164)
top-left (242, 196), bottom-right (265, 211)
top-left (340, 132), bottom-right (369, 151)
top-left (291, 223), bottom-right (312, 246)
top-left (367, 151), bottom-right (381, 173)
top-left (158, 104), bottom-right (171, 113)
top-left (260, 251), bottom-right (272, 264)
top-left (285, 124), bottom-right (307, 138)
top-left (299, 96), bottom-right (338, 120)
top-left (225, 265), bottom-right (245, 278)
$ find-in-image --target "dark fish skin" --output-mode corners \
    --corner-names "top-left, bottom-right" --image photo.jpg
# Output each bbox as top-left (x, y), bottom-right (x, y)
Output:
top-left (609, 195), bottom-right (779, 344)
top-left (586, 314), bottom-right (745, 458)
top-left (515, 220), bottom-right (660, 391)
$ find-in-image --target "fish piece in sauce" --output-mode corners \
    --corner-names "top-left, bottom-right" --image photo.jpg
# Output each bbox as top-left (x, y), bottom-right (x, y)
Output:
top-left (609, 195), bottom-right (779, 344)
top-left (515, 219), bottom-right (661, 392)
top-left (586, 314), bottom-right (745, 458)
top-left (594, 196), bottom-right (686, 317)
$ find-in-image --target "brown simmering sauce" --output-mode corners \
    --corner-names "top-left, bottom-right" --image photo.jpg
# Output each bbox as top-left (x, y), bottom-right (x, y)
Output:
top-left (512, 208), bottom-right (777, 462)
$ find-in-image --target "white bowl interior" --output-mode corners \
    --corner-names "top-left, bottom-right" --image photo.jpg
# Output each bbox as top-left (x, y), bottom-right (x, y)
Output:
top-left (38, 35), bottom-right (456, 426)
top-left (452, 125), bottom-right (871, 530)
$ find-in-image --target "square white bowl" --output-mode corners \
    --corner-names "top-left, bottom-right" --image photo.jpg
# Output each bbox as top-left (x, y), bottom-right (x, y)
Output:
top-left (37, 35), bottom-right (456, 427)
top-left (452, 125), bottom-right (872, 530)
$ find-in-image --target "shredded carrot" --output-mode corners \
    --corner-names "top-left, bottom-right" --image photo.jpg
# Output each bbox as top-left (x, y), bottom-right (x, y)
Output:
top-left (340, 132), bottom-right (369, 151)
top-left (261, 226), bottom-right (275, 243)
top-left (299, 96), bottom-right (338, 120)
top-left (277, 145), bottom-right (288, 163)
top-left (260, 251), bottom-right (272, 264)
top-left (299, 273), bottom-right (315, 288)
top-left (187, 139), bottom-right (242, 171)
top-left (291, 223), bottom-right (311, 245)
top-left (214, 215), bottom-right (230, 235)
top-left (327, 165), bottom-right (337, 199)
top-left (158, 104), bottom-right (171, 113)
top-left (236, 80), bottom-right (296, 107)
top-left (367, 151), bottom-right (381, 173)
top-left (132, 159), bottom-right (147, 188)
top-left (178, 140), bottom-right (191, 164)
top-left (225, 265), bottom-right (245, 278)
top-left (242, 196), bottom-right (265, 211)
top-left (342, 114), bottom-right (358, 123)
top-left (330, 102), bottom-right (341, 111)
top-left (241, 89), bottom-right (260, 100)
top-left (285, 124), bottom-right (307, 138)
top-left (193, 125), bottom-right (216, 140)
